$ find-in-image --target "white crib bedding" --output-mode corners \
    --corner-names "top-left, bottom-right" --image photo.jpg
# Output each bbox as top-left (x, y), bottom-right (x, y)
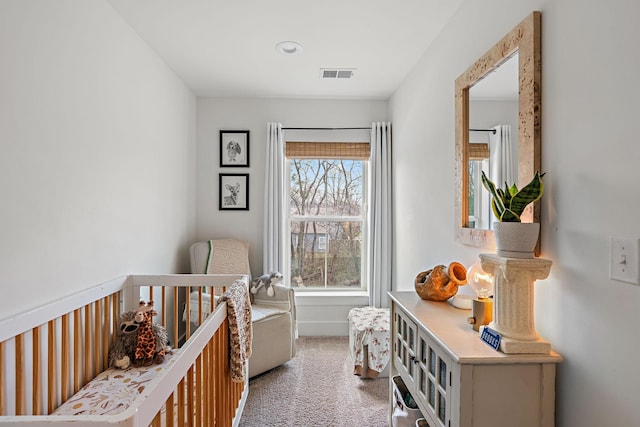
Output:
top-left (53, 354), bottom-right (174, 416)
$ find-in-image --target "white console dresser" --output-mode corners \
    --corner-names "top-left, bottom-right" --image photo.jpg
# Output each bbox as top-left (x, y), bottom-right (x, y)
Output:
top-left (389, 291), bottom-right (562, 427)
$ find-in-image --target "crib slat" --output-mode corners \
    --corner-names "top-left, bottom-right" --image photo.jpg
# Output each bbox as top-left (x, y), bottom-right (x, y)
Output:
top-left (161, 287), bottom-right (167, 328)
top-left (187, 366), bottom-right (195, 426)
top-left (15, 333), bottom-right (25, 415)
top-left (213, 326), bottom-right (219, 425)
top-left (224, 322), bottom-right (231, 426)
top-left (224, 323), bottom-right (231, 426)
top-left (166, 392), bottom-right (175, 427)
top-left (215, 324), bottom-right (222, 425)
top-left (219, 322), bottom-right (227, 426)
top-left (177, 378), bottom-right (185, 427)
top-left (236, 373), bottom-right (243, 411)
top-left (208, 338), bottom-right (215, 426)
top-left (111, 293), bottom-right (118, 342)
top-left (93, 300), bottom-right (101, 373)
top-left (103, 296), bottom-right (110, 371)
top-left (202, 349), bottom-right (207, 426)
top-left (61, 314), bottom-right (70, 403)
top-left (111, 294), bottom-right (118, 372)
top-left (32, 326), bottom-right (42, 415)
top-left (195, 354), bottom-right (202, 427)
top-left (198, 289), bottom-right (203, 325)
top-left (203, 342), bottom-right (210, 426)
top-left (201, 342), bottom-right (207, 426)
top-left (84, 304), bottom-right (91, 384)
top-left (47, 319), bottom-right (56, 414)
top-left (151, 410), bottom-right (161, 427)
top-left (73, 309), bottom-right (81, 393)
top-left (172, 287), bottom-right (179, 348)
top-left (185, 288), bottom-right (191, 341)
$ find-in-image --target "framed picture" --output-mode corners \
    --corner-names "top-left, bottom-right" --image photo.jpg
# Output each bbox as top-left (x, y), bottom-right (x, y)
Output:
top-left (220, 130), bottom-right (250, 167)
top-left (219, 174), bottom-right (249, 210)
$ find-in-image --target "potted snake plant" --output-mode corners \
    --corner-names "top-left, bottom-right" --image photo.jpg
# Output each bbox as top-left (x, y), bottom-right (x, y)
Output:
top-left (481, 171), bottom-right (545, 258)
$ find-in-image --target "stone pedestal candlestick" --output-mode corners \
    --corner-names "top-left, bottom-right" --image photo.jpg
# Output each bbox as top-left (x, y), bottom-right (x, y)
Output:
top-left (479, 254), bottom-right (552, 354)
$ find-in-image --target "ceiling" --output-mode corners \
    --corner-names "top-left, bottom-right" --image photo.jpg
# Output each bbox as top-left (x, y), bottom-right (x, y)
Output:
top-left (106, 0), bottom-right (465, 99)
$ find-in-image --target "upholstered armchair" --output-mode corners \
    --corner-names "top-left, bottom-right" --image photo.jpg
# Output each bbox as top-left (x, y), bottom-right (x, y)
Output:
top-left (190, 239), bottom-right (297, 378)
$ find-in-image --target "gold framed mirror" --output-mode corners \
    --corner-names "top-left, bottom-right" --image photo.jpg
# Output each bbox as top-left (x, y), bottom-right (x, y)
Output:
top-left (454, 11), bottom-right (541, 250)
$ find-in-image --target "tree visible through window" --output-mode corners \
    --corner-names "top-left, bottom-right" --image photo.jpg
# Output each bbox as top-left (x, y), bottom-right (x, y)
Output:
top-left (287, 158), bottom-right (366, 289)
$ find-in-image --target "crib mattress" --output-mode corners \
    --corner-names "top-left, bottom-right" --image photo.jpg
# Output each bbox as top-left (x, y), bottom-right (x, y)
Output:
top-left (53, 355), bottom-right (174, 416)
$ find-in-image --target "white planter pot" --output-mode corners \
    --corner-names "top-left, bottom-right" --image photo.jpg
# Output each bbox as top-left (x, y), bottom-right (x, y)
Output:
top-left (493, 222), bottom-right (540, 258)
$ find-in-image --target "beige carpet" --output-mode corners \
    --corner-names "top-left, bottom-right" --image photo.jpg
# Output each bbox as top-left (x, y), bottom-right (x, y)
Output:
top-left (239, 336), bottom-right (389, 427)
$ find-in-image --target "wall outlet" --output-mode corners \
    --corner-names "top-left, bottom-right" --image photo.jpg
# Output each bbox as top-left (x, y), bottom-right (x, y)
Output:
top-left (609, 236), bottom-right (640, 285)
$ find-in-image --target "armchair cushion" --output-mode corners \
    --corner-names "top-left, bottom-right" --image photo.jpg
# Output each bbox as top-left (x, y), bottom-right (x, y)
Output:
top-left (251, 284), bottom-right (295, 321)
top-left (251, 305), bottom-right (288, 323)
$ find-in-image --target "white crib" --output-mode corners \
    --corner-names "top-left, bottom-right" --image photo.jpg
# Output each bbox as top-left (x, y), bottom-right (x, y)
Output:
top-left (0, 274), bottom-right (249, 426)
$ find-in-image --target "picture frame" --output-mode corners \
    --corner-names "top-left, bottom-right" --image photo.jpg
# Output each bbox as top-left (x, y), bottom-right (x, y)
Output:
top-left (219, 173), bottom-right (249, 210)
top-left (220, 130), bottom-right (250, 167)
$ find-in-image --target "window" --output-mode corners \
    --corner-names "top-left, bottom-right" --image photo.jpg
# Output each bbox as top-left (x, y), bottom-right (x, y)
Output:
top-left (286, 142), bottom-right (369, 290)
top-left (468, 160), bottom-right (480, 228)
top-left (468, 143), bottom-right (491, 230)
top-left (317, 236), bottom-right (327, 251)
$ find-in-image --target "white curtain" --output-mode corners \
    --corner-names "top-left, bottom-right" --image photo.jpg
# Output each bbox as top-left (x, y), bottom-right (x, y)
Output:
top-left (263, 122), bottom-right (286, 273)
top-left (489, 124), bottom-right (516, 190)
top-left (369, 122), bottom-right (392, 308)
top-left (488, 125), bottom-right (516, 225)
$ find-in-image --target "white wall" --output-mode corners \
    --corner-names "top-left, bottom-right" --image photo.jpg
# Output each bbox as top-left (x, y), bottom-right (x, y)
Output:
top-left (390, 0), bottom-right (640, 425)
top-left (196, 97), bottom-right (387, 334)
top-left (0, 1), bottom-right (196, 319)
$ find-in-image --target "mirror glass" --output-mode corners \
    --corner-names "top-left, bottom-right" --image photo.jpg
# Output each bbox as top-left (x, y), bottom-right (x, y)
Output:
top-left (468, 52), bottom-right (518, 230)
top-left (454, 12), bottom-right (541, 249)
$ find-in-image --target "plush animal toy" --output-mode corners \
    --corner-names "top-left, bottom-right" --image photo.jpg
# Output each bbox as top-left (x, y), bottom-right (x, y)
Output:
top-left (108, 310), bottom-right (140, 370)
top-left (108, 303), bottom-right (170, 370)
top-left (134, 301), bottom-right (161, 367)
top-left (250, 272), bottom-right (283, 297)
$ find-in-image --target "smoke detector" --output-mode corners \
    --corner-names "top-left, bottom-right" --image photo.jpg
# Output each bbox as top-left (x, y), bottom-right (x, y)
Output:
top-left (320, 68), bottom-right (356, 79)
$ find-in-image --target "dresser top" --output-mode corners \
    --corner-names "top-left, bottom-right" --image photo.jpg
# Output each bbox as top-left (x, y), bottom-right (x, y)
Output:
top-left (389, 291), bottom-right (562, 364)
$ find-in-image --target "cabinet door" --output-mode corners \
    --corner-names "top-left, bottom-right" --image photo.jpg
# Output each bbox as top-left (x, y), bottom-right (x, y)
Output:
top-left (393, 307), bottom-right (418, 389)
top-left (417, 332), bottom-right (452, 427)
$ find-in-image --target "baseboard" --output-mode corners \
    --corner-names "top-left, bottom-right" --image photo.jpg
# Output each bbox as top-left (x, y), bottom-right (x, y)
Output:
top-left (297, 320), bottom-right (349, 336)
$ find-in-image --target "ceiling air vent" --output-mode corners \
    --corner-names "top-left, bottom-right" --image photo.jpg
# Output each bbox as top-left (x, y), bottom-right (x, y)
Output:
top-left (320, 68), bottom-right (355, 79)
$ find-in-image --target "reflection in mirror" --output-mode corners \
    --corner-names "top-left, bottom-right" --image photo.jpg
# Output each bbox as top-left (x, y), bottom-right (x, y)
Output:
top-left (468, 53), bottom-right (519, 230)
top-left (454, 11), bottom-right (541, 250)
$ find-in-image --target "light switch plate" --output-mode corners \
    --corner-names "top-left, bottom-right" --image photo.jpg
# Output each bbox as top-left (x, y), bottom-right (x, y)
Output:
top-left (609, 236), bottom-right (640, 285)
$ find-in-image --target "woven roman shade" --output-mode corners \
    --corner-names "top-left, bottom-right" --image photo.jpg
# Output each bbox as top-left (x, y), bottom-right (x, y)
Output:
top-left (286, 142), bottom-right (370, 160)
top-left (468, 143), bottom-right (490, 160)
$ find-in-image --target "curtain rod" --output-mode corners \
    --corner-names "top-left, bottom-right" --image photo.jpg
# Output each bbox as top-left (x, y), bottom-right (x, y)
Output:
top-left (470, 128), bottom-right (497, 134)
top-left (282, 127), bottom-right (371, 130)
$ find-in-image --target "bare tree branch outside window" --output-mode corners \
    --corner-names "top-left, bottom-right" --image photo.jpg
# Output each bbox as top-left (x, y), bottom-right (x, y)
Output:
top-left (289, 159), bottom-right (364, 289)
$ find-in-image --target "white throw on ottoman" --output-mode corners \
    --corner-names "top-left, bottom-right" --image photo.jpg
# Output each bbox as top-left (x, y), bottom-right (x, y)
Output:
top-left (348, 306), bottom-right (390, 378)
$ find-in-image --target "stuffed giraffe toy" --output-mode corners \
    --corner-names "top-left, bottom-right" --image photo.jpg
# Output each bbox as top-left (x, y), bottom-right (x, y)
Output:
top-left (134, 301), bottom-right (164, 367)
